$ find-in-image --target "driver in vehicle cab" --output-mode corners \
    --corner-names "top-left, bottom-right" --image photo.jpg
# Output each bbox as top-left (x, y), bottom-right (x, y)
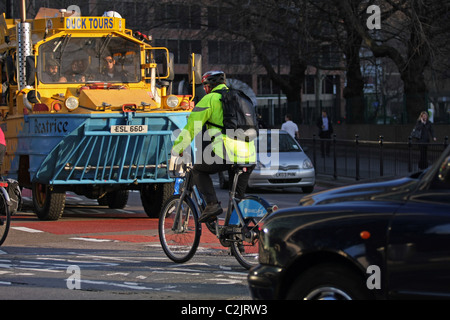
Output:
top-left (41, 58), bottom-right (62, 83)
top-left (101, 54), bottom-right (128, 82)
top-left (60, 58), bottom-right (87, 83)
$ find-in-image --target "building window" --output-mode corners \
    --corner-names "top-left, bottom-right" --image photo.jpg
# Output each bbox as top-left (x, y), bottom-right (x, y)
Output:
top-left (207, 41), bottom-right (251, 65)
top-left (305, 75), bottom-right (315, 94)
top-left (154, 4), bottom-right (201, 29)
top-left (155, 39), bottom-right (201, 64)
top-left (207, 6), bottom-right (244, 32)
top-left (322, 75), bottom-right (335, 94)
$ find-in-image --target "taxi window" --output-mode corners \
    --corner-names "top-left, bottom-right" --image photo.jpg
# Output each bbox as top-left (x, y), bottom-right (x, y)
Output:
top-left (38, 37), bottom-right (141, 84)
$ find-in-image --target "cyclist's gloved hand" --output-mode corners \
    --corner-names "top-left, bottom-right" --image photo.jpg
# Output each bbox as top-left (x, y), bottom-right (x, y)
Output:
top-left (171, 147), bottom-right (183, 157)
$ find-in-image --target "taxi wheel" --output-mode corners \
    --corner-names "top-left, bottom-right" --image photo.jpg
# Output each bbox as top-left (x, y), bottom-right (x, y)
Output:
top-left (32, 182), bottom-right (66, 221)
top-left (286, 263), bottom-right (373, 300)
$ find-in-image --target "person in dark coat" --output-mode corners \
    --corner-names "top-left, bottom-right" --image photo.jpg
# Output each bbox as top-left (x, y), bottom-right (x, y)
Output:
top-left (316, 111), bottom-right (333, 157)
top-left (413, 111), bottom-right (437, 170)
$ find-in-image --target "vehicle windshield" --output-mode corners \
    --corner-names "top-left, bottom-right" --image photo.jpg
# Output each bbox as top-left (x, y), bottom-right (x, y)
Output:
top-left (257, 131), bottom-right (302, 153)
top-left (38, 36), bottom-right (141, 84)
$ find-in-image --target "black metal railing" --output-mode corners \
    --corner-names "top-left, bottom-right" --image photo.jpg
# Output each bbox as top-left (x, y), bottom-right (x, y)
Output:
top-left (300, 135), bottom-right (449, 181)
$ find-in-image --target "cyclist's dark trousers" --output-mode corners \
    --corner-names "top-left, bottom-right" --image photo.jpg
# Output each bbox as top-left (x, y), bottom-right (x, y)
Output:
top-left (192, 162), bottom-right (253, 204)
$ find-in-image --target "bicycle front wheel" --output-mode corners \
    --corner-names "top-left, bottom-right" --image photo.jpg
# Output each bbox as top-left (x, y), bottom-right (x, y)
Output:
top-left (158, 195), bottom-right (201, 263)
top-left (230, 218), bottom-right (261, 269)
top-left (0, 192), bottom-right (11, 246)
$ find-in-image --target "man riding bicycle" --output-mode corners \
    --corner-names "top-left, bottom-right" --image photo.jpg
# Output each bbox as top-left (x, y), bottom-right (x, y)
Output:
top-left (171, 71), bottom-right (256, 223)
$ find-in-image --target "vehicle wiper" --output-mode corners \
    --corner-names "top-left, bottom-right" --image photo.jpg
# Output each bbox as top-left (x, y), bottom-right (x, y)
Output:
top-left (97, 35), bottom-right (112, 58)
top-left (54, 35), bottom-right (72, 61)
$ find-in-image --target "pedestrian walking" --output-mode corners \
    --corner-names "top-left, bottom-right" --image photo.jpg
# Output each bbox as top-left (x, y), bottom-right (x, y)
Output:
top-left (316, 111), bottom-right (333, 157)
top-left (281, 114), bottom-right (299, 140)
top-left (412, 111), bottom-right (436, 170)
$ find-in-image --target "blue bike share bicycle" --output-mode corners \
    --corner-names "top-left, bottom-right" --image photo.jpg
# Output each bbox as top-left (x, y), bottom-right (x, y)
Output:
top-left (158, 156), bottom-right (277, 269)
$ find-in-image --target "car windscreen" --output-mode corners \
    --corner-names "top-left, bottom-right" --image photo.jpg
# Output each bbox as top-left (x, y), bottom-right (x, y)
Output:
top-left (257, 131), bottom-right (302, 153)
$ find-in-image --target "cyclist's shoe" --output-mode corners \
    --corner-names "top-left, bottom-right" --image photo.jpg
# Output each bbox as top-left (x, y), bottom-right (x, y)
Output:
top-left (199, 202), bottom-right (223, 223)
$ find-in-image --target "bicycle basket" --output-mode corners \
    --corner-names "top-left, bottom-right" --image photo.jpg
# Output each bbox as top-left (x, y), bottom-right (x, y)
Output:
top-left (168, 154), bottom-right (192, 178)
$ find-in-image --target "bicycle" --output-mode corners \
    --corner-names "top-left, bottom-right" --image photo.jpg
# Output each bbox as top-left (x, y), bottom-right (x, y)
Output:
top-left (158, 156), bottom-right (278, 269)
top-left (0, 180), bottom-right (12, 246)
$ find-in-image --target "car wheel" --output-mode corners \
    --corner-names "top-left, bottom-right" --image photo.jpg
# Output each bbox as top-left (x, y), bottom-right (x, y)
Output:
top-left (286, 263), bottom-right (373, 300)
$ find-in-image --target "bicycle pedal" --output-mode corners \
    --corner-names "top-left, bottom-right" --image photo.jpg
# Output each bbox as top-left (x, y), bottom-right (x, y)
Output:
top-left (219, 237), bottom-right (232, 248)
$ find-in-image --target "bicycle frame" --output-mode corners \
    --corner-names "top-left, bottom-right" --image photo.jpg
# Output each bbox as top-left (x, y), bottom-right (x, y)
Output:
top-left (172, 166), bottom-right (266, 236)
top-left (160, 163), bottom-right (277, 269)
top-left (171, 167), bottom-right (200, 233)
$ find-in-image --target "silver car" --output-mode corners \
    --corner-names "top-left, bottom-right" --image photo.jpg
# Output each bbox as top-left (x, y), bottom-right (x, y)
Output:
top-left (219, 129), bottom-right (315, 193)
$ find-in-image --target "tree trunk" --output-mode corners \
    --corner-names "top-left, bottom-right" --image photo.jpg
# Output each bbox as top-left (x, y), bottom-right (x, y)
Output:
top-left (343, 32), bottom-right (365, 124)
top-left (401, 29), bottom-right (430, 123)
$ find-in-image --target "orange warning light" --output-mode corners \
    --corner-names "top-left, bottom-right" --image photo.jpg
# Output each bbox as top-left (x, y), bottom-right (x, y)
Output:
top-left (360, 231), bottom-right (371, 240)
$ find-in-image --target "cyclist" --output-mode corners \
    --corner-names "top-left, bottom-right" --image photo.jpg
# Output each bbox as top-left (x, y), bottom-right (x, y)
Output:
top-left (172, 71), bottom-right (256, 223)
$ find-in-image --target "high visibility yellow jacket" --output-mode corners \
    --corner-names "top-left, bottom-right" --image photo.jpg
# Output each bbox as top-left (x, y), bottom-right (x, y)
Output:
top-left (172, 84), bottom-right (256, 164)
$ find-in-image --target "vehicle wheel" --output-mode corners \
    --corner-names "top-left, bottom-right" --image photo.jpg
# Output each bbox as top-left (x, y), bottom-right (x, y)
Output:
top-left (97, 194), bottom-right (108, 206)
top-left (105, 190), bottom-right (129, 209)
top-left (286, 263), bottom-right (372, 300)
top-left (140, 183), bottom-right (174, 218)
top-left (159, 195), bottom-right (201, 263)
top-left (32, 182), bottom-right (66, 221)
top-left (302, 186), bottom-right (314, 193)
top-left (230, 218), bottom-right (261, 270)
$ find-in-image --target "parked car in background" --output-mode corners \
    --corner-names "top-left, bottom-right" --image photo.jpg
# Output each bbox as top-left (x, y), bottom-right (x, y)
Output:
top-left (248, 145), bottom-right (450, 300)
top-left (219, 130), bottom-right (315, 193)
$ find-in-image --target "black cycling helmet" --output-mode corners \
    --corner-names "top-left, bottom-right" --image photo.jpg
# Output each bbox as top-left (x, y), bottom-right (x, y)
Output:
top-left (201, 70), bottom-right (226, 86)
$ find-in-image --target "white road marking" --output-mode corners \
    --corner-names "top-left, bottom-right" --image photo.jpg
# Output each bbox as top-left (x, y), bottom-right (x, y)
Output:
top-left (11, 227), bottom-right (43, 233)
top-left (69, 237), bottom-right (112, 242)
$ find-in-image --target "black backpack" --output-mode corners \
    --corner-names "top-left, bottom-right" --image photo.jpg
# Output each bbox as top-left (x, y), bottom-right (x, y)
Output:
top-left (208, 88), bottom-right (258, 142)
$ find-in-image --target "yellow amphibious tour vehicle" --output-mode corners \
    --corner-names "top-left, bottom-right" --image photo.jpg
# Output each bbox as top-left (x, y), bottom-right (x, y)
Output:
top-left (0, 3), bottom-right (200, 220)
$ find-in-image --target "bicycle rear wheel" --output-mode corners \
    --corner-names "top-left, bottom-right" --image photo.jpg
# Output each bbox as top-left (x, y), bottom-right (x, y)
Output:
top-left (0, 192), bottom-right (11, 246)
top-left (159, 195), bottom-right (201, 263)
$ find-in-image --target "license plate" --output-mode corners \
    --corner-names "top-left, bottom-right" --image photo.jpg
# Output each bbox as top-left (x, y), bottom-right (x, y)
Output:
top-left (275, 172), bottom-right (296, 178)
top-left (111, 125), bottom-right (148, 134)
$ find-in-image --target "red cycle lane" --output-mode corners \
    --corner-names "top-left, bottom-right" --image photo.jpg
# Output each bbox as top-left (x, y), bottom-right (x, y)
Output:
top-left (11, 213), bottom-right (225, 250)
